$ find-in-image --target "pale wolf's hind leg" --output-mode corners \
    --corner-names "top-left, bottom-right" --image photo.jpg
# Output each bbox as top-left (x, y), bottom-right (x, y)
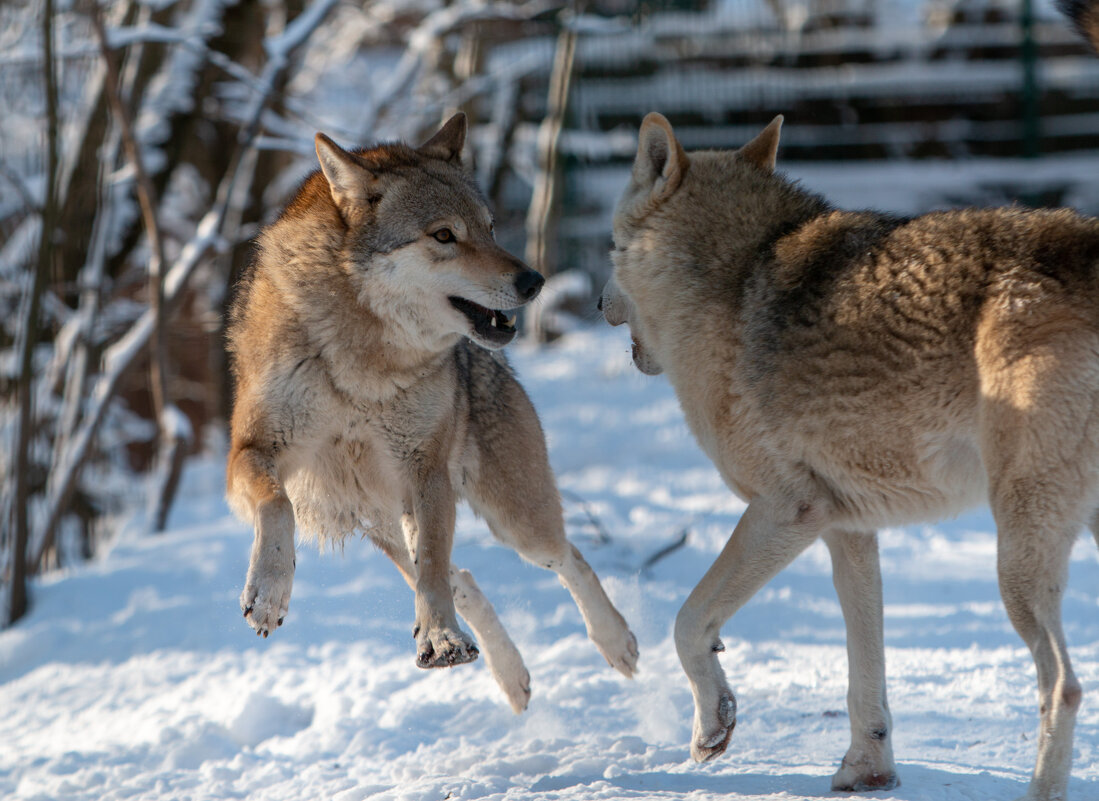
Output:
top-left (375, 526), bottom-right (531, 713)
top-left (978, 331), bottom-right (1099, 801)
top-left (992, 495), bottom-right (1082, 801)
top-left (824, 530), bottom-right (898, 792)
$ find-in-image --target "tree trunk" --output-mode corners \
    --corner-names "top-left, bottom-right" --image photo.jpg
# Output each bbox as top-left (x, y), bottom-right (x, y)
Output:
top-left (523, 24), bottom-right (576, 341)
top-left (8, 0), bottom-right (59, 627)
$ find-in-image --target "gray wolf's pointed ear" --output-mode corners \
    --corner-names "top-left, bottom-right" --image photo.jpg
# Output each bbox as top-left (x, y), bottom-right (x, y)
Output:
top-left (418, 112), bottom-right (466, 163)
top-left (315, 132), bottom-right (376, 210)
top-left (738, 115), bottom-right (784, 172)
top-left (633, 112), bottom-right (687, 201)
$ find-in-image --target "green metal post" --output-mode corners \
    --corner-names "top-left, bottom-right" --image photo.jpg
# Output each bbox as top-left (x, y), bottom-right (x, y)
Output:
top-left (1021, 0), bottom-right (1040, 158)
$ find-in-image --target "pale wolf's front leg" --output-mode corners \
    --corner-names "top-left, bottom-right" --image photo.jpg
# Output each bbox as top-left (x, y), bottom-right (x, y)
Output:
top-left (824, 530), bottom-right (897, 791)
top-left (409, 469), bottom-right (478, 668)
top-left (675, 498), bottom-right (823, 761)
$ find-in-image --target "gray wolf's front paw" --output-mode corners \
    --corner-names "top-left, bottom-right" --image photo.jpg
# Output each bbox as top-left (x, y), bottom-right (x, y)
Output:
top-left (690, 692), bottom-right (737, 762)
top-left (415, 623), bottom-right (479, 668)
top-left (241, 552), bottom-right (294, 638)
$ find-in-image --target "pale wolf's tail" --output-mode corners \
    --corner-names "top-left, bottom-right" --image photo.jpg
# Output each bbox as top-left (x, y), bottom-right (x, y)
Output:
top-left (1060, 0), bottom-right (1099, 52)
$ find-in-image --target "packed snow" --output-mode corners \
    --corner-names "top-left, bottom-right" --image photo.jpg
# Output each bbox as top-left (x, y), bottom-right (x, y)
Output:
top-left (2, 325), bottom-right (1098, 801)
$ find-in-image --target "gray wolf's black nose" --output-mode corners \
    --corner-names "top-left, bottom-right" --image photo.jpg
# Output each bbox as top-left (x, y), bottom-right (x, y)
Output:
top-left (515, 270), bottom-right (545, 301)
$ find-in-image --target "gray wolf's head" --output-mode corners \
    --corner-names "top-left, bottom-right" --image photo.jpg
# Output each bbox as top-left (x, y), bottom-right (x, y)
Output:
top-left (599, 113), bottom-right (784, 375)
top-left (314, 113), bottom-right (543, 351)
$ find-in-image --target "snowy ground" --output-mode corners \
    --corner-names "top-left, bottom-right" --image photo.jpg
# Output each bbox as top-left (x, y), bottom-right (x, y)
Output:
top-left (2, 325), bottom-right (1098, 801)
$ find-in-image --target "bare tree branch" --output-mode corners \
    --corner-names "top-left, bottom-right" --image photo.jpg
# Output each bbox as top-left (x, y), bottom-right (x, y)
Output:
top-left (358, 0), bottom-right (562, 140)
top-left (0, 162), bottom-right (42, 217)
top-left (7, 0), bottom-right (60, 627)
top-left (30, 0), bottom-right (340, 569)
top-left (88, 0), bottom-right (193, 533)
top-left (524, 21), bottom-right (576, 340)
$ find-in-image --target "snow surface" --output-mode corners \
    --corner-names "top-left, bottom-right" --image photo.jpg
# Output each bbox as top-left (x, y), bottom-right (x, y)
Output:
top-left (2, 324), bottom-right (1098, 801)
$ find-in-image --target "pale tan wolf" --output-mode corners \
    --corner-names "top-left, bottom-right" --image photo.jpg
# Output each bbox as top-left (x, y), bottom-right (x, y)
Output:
top-left (600, 2), bottom-right (1099, 797)
top-left (226, 113), bottom-right (637, 713)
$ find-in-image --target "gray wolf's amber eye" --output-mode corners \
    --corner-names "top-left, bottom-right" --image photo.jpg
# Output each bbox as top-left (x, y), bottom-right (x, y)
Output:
top-left (433, 228), bottom-right (455, 243)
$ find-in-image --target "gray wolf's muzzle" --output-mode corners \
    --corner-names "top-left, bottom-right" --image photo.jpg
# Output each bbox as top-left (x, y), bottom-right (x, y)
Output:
top-left (515, 269), bottom-right (544, 302)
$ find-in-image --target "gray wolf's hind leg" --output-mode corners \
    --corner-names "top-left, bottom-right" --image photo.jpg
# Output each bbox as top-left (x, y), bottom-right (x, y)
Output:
top-left (375, 522), bottom-right (531, 712)
top-left (824, 530), bottom-right (898, 792)
top-left (468, 487), bottom-right (638, 678)
top-left (465, 386), bottom-right (638, 678)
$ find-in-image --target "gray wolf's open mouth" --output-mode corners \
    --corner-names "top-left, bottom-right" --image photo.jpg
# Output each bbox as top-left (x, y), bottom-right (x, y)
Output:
top-left (449, 296), bottom-right (518, 345)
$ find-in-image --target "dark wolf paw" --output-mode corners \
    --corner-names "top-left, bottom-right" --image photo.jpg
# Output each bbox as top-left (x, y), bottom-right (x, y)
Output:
top-left (415, 624), bottom-right (479, 668)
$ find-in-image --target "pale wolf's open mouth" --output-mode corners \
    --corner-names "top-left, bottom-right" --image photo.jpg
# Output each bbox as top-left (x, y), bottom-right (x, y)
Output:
top-left (449, 296), bottom-right (518, 346)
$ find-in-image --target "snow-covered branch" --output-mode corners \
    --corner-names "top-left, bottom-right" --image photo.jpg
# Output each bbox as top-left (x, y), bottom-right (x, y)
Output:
top-left (29, 0), bottom-right (341, 566)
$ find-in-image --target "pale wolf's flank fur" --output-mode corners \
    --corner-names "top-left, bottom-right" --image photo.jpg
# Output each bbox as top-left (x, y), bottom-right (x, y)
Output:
top-left (601, 2), bottom-right (1099, 797)
top-left (227, 113), bottom-right (637, 713)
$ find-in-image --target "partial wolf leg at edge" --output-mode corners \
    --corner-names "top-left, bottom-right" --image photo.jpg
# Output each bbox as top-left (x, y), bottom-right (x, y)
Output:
top-left (977, 323), bottom-right (1099, 801)
top-left (823, 530), bottom-right (897, 792)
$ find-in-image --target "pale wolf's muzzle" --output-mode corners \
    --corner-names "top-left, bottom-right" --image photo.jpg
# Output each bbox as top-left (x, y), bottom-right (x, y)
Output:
top-left (599, 276), bottom-right (663, 375)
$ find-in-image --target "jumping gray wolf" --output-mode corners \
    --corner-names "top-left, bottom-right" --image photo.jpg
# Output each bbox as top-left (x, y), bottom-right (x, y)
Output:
top-left (227, 113), bottom-right (638, 713)
top-left (600, 2), bottom-right (1099, 797)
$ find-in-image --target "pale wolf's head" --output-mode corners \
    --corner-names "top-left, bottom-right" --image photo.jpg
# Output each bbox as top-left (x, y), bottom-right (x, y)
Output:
top-left (600, 113), bottom-right (784, 375)
top-left (314, 113), bottom-right (543, 351)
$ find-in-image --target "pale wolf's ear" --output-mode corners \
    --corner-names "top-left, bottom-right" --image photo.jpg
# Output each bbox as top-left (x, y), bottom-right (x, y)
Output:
top-left (418, 112), bottom-right (466, 164)
top-left (315, 132), bottom-right (377, 210)
top-left (633, 112), bottom-right (688, 202)
top-left (738, 115), bottom-right (784, 172)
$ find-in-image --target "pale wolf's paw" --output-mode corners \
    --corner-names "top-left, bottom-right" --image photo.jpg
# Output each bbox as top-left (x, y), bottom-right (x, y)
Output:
top-left (415, 624), bottom-right (479, 668)
top-left (589, 609), bottom-right (640, 678)
top-left (690, 692), bottom-right (737, 763)
top-left (240, 553), bottom-right (294, 638)
top-left (831, 754), bottom-right (899, 793)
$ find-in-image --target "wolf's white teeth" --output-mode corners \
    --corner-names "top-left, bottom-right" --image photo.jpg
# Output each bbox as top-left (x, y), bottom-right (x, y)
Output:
top-left (505, 315), bottom-right (516, 328)
top-left (490, 317), bottom-right (497, 327)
